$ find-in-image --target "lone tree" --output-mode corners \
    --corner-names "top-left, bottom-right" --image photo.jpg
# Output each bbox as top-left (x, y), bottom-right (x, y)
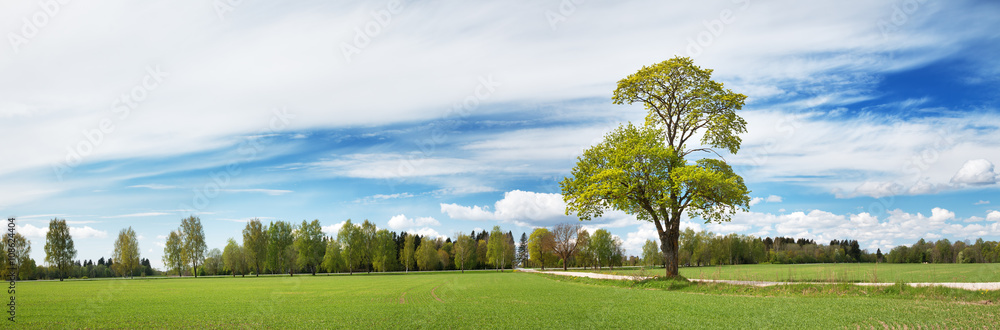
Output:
top-left (562, 57), bottom-right (750, 277)
top-left (112, 227), bottom-right (140, 278)
top-left (44, 218), bottom-right (77, 281)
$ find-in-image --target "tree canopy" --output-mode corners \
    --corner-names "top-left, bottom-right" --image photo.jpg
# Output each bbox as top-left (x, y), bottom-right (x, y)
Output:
top-left (44, 218), bottom-right (77, 281)
top-left (562, 56), bottom-right (750, 277)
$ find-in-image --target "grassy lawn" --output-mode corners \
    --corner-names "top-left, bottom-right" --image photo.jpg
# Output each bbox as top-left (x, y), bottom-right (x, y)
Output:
top-left (570, 263), bottom-right (1000, 283)
top-left (15, 270), bottom-right (998, 328)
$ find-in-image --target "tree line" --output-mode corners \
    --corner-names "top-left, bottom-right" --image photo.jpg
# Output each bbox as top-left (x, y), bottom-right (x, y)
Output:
top-left (885, 238), bottom-right (1000, 264)
top-left (2, 219), bottom-right (151, 281)
top-left (633, 228), bottom-right (1000, 268)
top-left (165, 217), bottom-right (521, 277)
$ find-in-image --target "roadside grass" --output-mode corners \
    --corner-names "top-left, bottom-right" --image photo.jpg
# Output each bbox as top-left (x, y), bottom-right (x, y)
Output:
top-left (16, 271), bottom-right (999, 328)
top-left (571, 263), bottom-right (1000, 283)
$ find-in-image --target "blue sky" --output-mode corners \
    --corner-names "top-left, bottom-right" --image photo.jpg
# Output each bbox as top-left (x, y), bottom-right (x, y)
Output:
top-left (2, 1), bottom-right (999, 270)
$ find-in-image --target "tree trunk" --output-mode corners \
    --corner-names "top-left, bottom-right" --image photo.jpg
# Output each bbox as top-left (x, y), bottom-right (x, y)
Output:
top-left (562, 259), bottom-right (568, 271)
top-left (658, 216), bottom-right (681, 277)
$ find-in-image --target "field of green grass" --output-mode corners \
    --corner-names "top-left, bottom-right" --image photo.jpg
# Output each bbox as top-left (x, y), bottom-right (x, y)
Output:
top-left (572, 263), bottom-right (1000, 283)
top-left (16, 270), bottom-right (998, 328)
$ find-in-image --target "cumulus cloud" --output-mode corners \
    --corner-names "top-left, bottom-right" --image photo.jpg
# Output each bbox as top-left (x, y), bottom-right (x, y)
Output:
top-left (950, 159), bottom-right (997, 185)
top-left (387, 214), bottom-right (440, 230)
top-left (17, 223), bottom-right (107, 239)
top-left (70, 226), bottom-right (108, 239)
top-left (441, 190), bottom-right (576, 227)
top-left (988, 211), bottom-right (1000, 222)
top-left (322, 220), bottom-right (348, 237)
top-left (407, 227), bottom-right (442, 239)
top-left (750, 195), bottom-right (783, 206)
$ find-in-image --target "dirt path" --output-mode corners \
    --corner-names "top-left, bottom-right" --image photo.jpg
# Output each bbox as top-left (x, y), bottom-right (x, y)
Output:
top-left (519, 269), bottom-right (1000, 291)
top-left (431, 285), bottom-right (443, 302)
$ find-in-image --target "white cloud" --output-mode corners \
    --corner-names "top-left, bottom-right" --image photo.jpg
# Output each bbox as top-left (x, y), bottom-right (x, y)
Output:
top-left (387, 214), bottom-right (440, 230)
top-left (221, 189), bottom-right (293, 196)
top-left (441, 190), bottom-right (575, 227)
top-left (407, 227), bottom-right (442, 239)
top-left (851, 181), bottom-right (902, 199)
top-left (975, 200), bottom-right (990, 205)
top-left (750, 195), bottom-right (782, 206)
top-left (322, 220), bottom-right (348, 237)
top-left (950, 159), bottom-right (997, 185)
top-left (70, 226), bottom-right (108, 239)
top-left (16, 224), bottom-right (48, 238)
top-left (987, 211), bottom-right (1000, 222)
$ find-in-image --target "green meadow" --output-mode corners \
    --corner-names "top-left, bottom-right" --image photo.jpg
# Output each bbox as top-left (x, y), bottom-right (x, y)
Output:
top-left (573, 263), bottom-right (1000, 283)
top-left (16, 270), bottom-right (998, 328)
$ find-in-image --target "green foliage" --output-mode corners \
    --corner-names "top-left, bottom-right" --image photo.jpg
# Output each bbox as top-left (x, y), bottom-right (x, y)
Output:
top-left (371, 229), bottom-right (398, 272)
top-left (453, 233), bottom-right (474, 272)
top-left (611, 56), bottom-right (747, 155)
top-left (565, 56), bottom-right (750, 277)
top-left (44, 218), bottom-right (77, 280)
top-left (486, 226), bottom-right (512, 271)
top-left (416, 238), bottom-right (439, 271)
top-left (203, 248), bottom-right (223, 276)
top-left (222, 238), bottom-right (246, 277)
top-left (180, 216), bottom-right (207, 278)
top-left (266, 221), bottom-right (294, 275)
top-left (338, 220), bottom-right (362, 274)
top-left (527, 228), bottom-right (555, 270)
top-left (0, 233), bottom-right (31, 280)
top-left (321, 239), bottom-right (345, 273)
top-left (163, 230), bottom-right (185, 276)
top-left (242, 219), bottom-right (268, 276)
top-left (642, 239), bottom-right (661, 268)
top-left (112, 227), bottom-right (141, 278)
top-left (294, 219), bottom-right (325, 275)
top-left (401, 233), bottom-right (416, 272)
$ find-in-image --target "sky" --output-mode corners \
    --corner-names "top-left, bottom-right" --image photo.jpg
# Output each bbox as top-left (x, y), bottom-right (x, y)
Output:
top-left (2, 0), bottom-right (999, 271)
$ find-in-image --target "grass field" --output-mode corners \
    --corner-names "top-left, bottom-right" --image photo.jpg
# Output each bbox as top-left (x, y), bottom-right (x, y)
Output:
top-left (16, 270), bottom-right (999, 328)
top-left (571, 263), bottom-right (1000, 283)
